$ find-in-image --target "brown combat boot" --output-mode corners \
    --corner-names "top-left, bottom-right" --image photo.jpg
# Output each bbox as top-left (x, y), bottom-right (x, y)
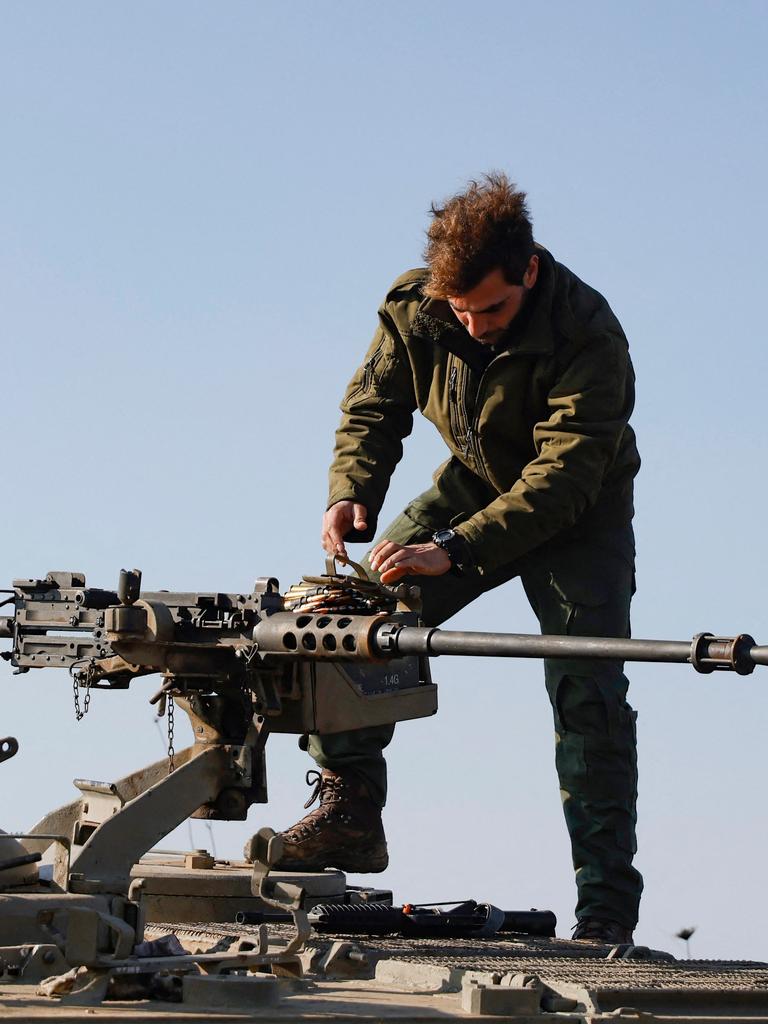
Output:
top-left (572, 918), bottom-right (634, 945)
top-left (274, 769), bottom-right (388, 873)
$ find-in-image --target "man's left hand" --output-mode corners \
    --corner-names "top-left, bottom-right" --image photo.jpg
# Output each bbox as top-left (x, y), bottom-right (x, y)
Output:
top-left (369, 540), bottom-right (452, 585)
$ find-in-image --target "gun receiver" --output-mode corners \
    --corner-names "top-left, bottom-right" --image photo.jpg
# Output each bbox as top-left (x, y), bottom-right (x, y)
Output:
top-left (1, 567), bottom-right (436, 887)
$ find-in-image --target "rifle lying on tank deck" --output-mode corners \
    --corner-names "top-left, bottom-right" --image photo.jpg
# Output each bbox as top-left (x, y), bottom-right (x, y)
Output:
top-left (235, 900), bottom-right (558, 938)
top-left (1, 560), bottom-right (767, 896)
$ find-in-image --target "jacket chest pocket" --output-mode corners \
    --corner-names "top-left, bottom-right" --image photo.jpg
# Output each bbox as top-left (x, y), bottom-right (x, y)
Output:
top-left (345, 331), bottom-right (396, 407)
top-left (447, 357), bottom-right (474, 456)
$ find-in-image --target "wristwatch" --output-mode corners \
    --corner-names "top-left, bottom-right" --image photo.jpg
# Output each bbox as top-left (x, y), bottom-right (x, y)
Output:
top-left (432, 528), bottom-right (469, 575)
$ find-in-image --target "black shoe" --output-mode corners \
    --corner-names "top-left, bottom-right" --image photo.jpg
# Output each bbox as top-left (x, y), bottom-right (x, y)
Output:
top-left (273, 769), bottom-right (388, 873)
top-left (572, 917), bottom-right (634, 945)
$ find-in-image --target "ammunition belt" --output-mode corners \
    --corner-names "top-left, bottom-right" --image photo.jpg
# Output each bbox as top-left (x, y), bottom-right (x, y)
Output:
top-left (283, 556), bottom-right (396, 616)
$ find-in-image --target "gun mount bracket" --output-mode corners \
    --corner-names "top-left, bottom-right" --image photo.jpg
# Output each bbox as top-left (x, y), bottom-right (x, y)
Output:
top-left (246, 827), bottom-right (310, 955)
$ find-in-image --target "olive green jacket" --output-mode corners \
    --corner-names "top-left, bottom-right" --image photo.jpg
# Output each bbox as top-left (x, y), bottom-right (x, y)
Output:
top-left (328, 248), bottom-right (640, 574)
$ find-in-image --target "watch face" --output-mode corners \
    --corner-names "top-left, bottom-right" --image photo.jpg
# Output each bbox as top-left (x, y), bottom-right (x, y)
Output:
top-left (433, 529), bottom-right (454, 545)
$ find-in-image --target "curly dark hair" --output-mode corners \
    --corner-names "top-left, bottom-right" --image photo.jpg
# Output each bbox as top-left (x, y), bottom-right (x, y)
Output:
top-left (424, 172), bottom-right (535, 297)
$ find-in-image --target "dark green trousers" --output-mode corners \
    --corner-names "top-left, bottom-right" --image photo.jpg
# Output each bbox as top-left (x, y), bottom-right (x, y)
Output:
top-left (309, 497), bottom-right (642, 929)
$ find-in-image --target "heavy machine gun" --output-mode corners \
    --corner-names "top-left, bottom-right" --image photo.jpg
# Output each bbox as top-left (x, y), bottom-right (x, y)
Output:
top-left (1, 561), bottom-right (768, 985)
top-left (2, 559), bottom-right (768, 898)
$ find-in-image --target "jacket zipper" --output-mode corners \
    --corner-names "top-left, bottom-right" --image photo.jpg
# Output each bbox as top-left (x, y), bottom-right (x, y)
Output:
top-left (450, 360), bottom-right (484, 468)
top-left (362, 350), bottom-right (382, 392)
top-left (462, 426), bottom-right (473, 458)
top-left (448, 364), bottom-right (463, 451)
top-left (466, 364), bottom-right (494, 485)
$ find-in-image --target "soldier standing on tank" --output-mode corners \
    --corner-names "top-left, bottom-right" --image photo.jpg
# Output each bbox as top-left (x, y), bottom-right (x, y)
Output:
top-left (275, 173), bottom-right (642, 944)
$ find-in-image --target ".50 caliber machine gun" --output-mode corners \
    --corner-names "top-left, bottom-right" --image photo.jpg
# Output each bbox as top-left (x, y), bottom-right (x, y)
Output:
top-left (1, 559), bottom-right (767, 901)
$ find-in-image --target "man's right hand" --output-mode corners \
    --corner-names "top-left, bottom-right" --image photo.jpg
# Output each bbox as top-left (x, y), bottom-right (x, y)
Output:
top-left (321, 501), bottom-right (368, 558)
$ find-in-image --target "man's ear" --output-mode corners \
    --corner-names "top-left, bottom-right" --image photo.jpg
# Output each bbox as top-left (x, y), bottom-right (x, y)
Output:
top-left (523, 254), bottom-right (539, 289)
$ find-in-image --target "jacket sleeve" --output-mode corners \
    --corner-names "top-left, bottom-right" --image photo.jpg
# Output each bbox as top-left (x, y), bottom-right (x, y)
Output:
top-left (327, 308), bottom-right (417, 541)
top-left (455, 331), bottom-right (636, 572)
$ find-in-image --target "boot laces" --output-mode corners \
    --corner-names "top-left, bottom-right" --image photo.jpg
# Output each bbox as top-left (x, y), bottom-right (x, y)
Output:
top-left (303, 770), bottom-right (324, 809)
top-left (278, 771), bottom-right (351, 841)
top-left (302, 769), bottom-right (345, 809)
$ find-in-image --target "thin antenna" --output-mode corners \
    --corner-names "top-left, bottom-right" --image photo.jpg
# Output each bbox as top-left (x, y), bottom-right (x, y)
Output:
top-left (205, 822), bottom-right (217, 859)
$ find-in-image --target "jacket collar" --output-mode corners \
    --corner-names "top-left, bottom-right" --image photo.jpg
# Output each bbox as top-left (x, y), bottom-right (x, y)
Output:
top-left (409, 246), bottom-right (557, 360)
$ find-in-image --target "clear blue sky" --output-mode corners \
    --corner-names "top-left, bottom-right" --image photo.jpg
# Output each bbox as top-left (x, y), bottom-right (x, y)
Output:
top-left (2, 1), bottom-right (767, 959)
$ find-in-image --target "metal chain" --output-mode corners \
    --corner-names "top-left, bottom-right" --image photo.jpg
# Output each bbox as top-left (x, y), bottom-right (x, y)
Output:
top-left (73, 666), bottom-right (92, 722)
top-left (166, 694), bottom-right (176, 773)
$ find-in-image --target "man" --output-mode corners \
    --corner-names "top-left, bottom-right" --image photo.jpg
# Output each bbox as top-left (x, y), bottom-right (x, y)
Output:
top-left (277, 173), bottom-right (642, 943)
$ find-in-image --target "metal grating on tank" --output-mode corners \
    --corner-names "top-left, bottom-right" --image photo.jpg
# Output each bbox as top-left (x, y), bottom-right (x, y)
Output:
top-left (153, 922), bottom-right (768, 991)
top-left (387, 953), bottom-right (768, 989)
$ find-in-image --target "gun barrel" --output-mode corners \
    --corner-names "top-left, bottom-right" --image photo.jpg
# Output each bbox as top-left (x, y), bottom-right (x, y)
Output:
top-left (374, 624), bottom-right (765, 675)
top-left (390, 628), bottom-right (689, 661)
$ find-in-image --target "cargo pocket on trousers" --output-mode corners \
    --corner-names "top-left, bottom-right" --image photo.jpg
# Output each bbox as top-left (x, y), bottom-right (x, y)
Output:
top-left (549, 559), bottom-right (632, 641)
top-left (380, 508), bottom-right (434, 548)
top-left (555, 729), bottom-right (587, 791)
top-left (401, 498), bottom-right (445, 537)
top-left (556, 729), bottom-right (637, 855)
top-left (550, 566), bottom-right (611, 623)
